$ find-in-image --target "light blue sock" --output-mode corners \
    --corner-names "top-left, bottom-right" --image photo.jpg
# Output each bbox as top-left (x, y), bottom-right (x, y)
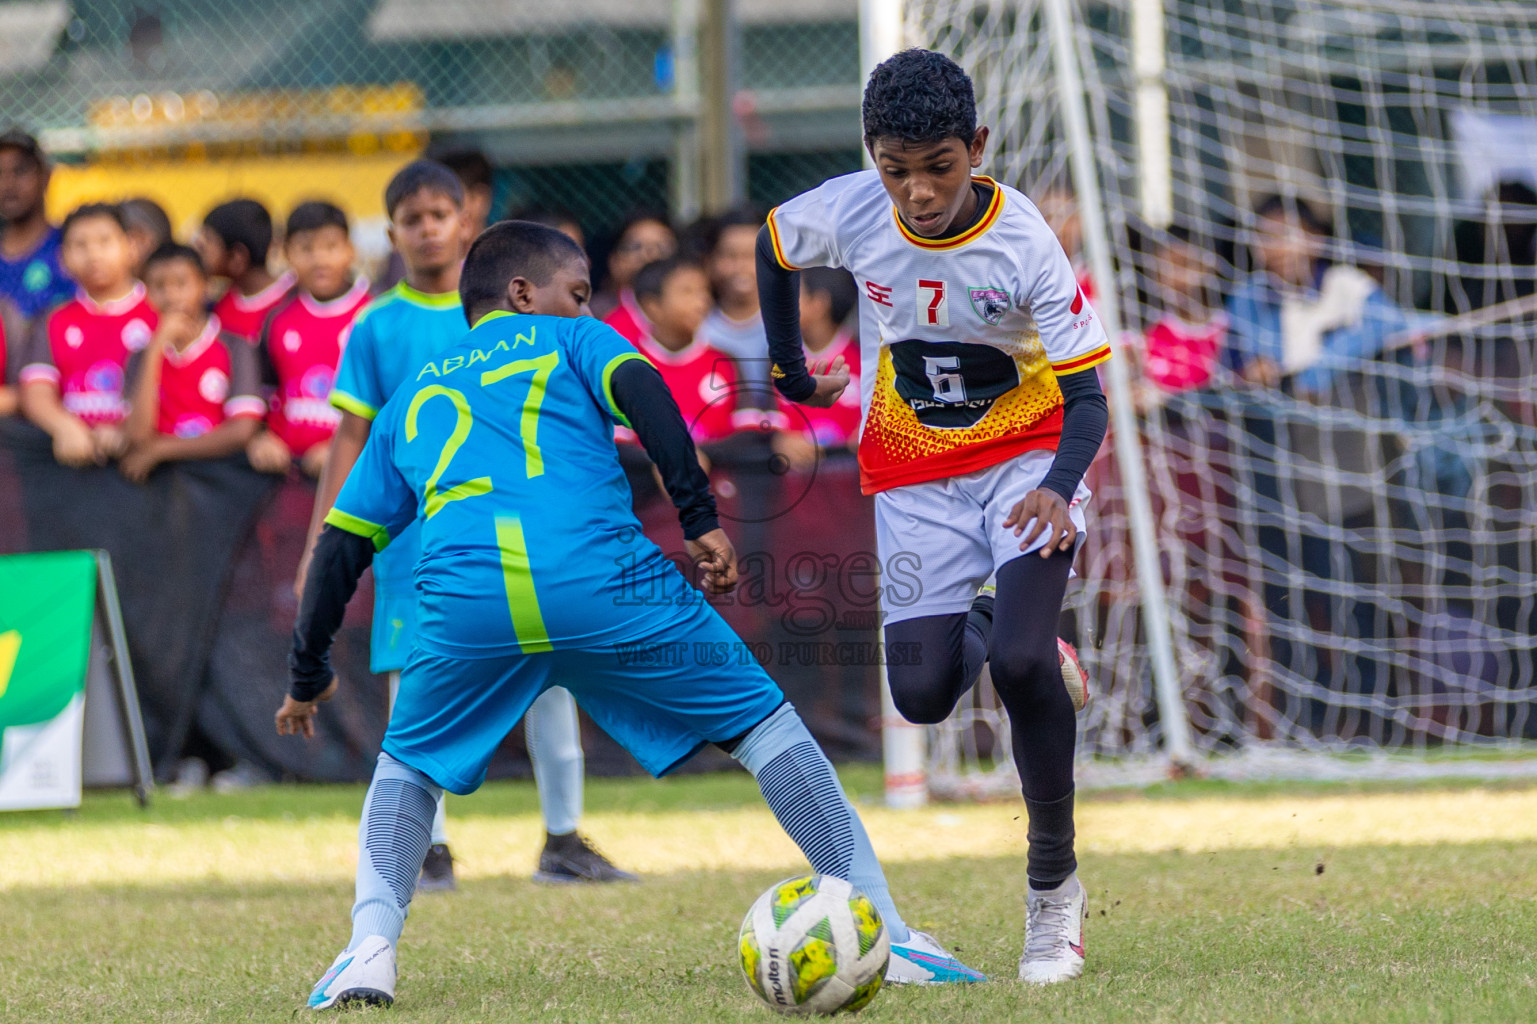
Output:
top-left (526, 686), bottom-right (584, 836)
top-left (348, 751), bottom-right (442, 951)
top-left (730, 704), bottom-right (911, 943)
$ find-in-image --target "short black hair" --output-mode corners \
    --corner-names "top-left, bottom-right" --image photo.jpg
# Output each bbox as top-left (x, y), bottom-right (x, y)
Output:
top-left (435, 148), bottom-right (493, 191)
top-left (695, 205), bottom-right (764, 257)
top-left (633, 256), bottom-right (703, 304)
top-left (0, 128), bottom-right (46, 170)
top-left (862, 48), bottom-right (977, 147)
top-left (385, 159), bottom-right (465, 218)
top-left (509, 205), bottom-right (579, 233)
top-left (62, 202), bottom-right (129, 239)
top-left (203, 199), bottom-right (274, 265)
top-left (121, 197), bottom-right (172, 248)
top-left (286, 201), bottom-right (349, 241)
top-left (1255, 194), bottom-right (1329, 236)
top-left (144, 241), bottom-right (205, 277)
top-left (460, 220), bottom-right (587, 325)
top-left (614, 208), bottom-right (674, 247)
top-left (801, 266), bottom-right (858, 325)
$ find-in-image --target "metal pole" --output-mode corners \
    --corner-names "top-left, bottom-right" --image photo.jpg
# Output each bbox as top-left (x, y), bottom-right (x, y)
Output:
top-left (860, 0), bottom-right (927, 808)
top-left (699, 0), bottom-right (744, 211)
top-left (1131, 0), bottom-right (1172, 228)
top-left (670, 0), bottom-right (703, 225)
top-left (1043, 0), bottom-right (1196, 767)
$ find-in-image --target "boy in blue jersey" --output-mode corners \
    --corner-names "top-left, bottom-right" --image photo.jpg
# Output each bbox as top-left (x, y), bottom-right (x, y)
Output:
top-left (301, 161), bottom-right (625, 890)
top-left (279, 222), bottom-right (983, 1009)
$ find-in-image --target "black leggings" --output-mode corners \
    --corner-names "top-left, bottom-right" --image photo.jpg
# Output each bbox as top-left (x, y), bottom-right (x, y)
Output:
top-left (885, 550), bottom-right (1077, 804)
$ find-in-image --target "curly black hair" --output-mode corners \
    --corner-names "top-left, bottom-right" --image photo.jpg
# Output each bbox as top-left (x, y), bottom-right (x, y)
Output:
top-left (862, 48), bottom-right (977, 147)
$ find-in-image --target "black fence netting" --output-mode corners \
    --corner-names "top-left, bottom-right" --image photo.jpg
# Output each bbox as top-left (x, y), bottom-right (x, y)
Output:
top-left (0, 421), bottom-right (882, 782)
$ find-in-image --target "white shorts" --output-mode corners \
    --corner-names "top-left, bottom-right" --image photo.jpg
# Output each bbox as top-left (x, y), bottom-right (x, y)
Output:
top-left (875, 450), bottom-right (1090, 625)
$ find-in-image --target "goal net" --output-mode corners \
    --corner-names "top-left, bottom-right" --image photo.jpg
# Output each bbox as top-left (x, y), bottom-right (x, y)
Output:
top-left (910, 0), bottom-right (1537, 793)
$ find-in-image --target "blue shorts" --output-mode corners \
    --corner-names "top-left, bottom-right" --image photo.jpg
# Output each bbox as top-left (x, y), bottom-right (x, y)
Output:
top-left (382, 598), bottom-right (785, 795)
top-left (369, 589), bottom-right (418, 674)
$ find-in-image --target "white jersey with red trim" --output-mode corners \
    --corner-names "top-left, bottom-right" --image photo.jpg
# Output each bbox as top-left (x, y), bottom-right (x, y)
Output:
top-left (767, 169), bottom-right (1112, 494)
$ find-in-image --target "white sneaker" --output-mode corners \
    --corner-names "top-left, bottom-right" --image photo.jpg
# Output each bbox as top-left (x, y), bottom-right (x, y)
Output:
top-left (886, 929), bottom-right (987, 984)
top-left (307, 935), bottom-right (396, 1010)
top-left (1019, 875), bottom-right (1087, 984)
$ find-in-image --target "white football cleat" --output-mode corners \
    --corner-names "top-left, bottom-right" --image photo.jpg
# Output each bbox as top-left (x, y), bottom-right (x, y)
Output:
top-left (887, 929), bottom-right (987, 984)
top-left (1019, 874), bottom-right (1087, 985)
top-left (308, 935), bottom-right (396, 1010)
top-left (1058, 638), bottom-right (1090, 712)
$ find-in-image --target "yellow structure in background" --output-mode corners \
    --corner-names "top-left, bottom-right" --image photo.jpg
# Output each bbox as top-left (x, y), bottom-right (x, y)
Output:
top-left (44, 84), bottom-right (425, 248)
top-left (46, 152), bottom-right (419, 242)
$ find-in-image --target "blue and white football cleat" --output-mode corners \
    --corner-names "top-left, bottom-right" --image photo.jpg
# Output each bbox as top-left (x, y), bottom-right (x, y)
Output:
top-left (308, 935), bottom-right (396, 1010)
top-left (886, 929), bottom-right (988, 984)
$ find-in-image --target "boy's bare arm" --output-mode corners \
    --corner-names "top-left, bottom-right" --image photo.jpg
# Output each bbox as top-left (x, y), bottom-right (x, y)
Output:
top-left (21, 381), bottom-right (98, 466)
top-left (120, 416), bottom-right (261, 483)
top-left (122, 346), bottom-right (164, 446)
top-left (294, 410), bottom-right (372, 599)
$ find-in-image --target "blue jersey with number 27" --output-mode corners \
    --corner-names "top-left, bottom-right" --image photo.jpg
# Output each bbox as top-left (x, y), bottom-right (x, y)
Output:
top-left (327, 310), bottom-right (681, 659)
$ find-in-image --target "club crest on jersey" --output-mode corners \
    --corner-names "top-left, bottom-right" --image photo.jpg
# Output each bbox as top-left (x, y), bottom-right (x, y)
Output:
top-left (968, 287), bottom-right (1011, 326)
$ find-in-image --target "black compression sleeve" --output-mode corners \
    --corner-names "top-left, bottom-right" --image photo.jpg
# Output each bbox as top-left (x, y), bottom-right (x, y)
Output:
top-left (289, 525), bottom-right (374, 701)
top-left (1039, 368), bottom-right (1109, 503)
top-left (610, 357), bottom-right (720, 540)
top-left (756, 225), bottom-right (816, 402)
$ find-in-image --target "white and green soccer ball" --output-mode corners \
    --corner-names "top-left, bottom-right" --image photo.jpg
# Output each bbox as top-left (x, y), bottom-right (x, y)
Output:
top-left (738, 874), bottom-right (890, 1015)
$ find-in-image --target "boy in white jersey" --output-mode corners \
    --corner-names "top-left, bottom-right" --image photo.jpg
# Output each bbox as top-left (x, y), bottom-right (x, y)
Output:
top-left (757, 48), bottom-right (1111, 985)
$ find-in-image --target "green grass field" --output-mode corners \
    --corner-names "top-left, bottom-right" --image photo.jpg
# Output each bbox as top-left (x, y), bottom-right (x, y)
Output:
top-left (4, 767), bottom-right (1535, 1023)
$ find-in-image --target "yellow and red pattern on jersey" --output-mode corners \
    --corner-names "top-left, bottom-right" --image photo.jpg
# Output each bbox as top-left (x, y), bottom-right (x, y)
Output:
top-left (861, 327), bottom-right (1094, 493)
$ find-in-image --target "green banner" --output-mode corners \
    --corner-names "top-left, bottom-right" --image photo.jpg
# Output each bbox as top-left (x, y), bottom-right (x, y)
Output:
top-left (0, 551), bottom-right (98, 810)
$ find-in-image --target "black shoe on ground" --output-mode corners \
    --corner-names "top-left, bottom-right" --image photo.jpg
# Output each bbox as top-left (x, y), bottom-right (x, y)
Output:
top-left (533, 831), bottom-right (638, 884)
top-left (418, 843), bottom-right (457, 891)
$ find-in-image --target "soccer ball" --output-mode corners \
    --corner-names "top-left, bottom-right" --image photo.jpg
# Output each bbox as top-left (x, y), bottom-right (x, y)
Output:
top-left (1059, 637), bottom-right (1090, 712)
top-left (738, 874), bottom-right (890, 1015)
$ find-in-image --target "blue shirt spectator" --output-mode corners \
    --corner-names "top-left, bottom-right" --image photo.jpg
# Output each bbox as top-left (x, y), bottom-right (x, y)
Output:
top-left (1224, 196), bottom-right (1423, 395)
top-left (0, 131), bottom-right (74, 321)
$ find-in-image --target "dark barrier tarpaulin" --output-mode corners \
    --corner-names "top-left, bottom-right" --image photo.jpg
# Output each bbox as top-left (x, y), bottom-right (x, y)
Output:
top-left (1, 420), bottom-right (885, 783)
top-left (3, 420), bottom-right (278, 775)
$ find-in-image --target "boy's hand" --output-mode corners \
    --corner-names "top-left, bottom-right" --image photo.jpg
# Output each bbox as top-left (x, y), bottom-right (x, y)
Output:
top-left (798, 355), bottom-right (850, 409)
top-left (1242, 357), bottom-right (1281, 389)
top-left (52, 418), bottom-right (100, 468)
top-left (686, 528), bottom-right (739, 595)
top-left (771, 429), bottom-right (818, 474)
top-left (155, 310), bottom-right (198, 348)
top-left (246, 431), bottom-right (292, 474)
top-left (119, 439), bottom-right (164, 484)
top-left (274, 677), bottom-right (338, 740)
top-left (299, 442), bottom-right (328, 479)
top-left (1004, 488), bottom-right (1077, 557)
top-left (93, 424), bottom-right (128, 460)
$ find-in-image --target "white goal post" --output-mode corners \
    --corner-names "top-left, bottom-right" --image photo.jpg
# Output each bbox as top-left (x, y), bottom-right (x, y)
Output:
top-left (900, 0), bottom-right (1537, 795)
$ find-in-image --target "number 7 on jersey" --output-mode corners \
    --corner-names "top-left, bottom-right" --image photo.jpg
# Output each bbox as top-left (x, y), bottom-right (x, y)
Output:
top-left (919, 279), bottom-right (948, 326)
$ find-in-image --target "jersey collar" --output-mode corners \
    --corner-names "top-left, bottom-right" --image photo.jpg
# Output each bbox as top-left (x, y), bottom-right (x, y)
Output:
top-left (396, 280), bottom-right (461, 309)
top-left (893, 175), bottom-right (1004, 251)
top-left (635, 329), bottom-right (709, 366)
top-left (471, 308), bottom-right (520, 329)
top-left (163, 315), bottom-right (221, 366)
top-left (299, 276), bottom-right (370, 317)
top-left (76, 280), bottom-right (146, 316)
top-left (228, 271), bottom-right (296, 312)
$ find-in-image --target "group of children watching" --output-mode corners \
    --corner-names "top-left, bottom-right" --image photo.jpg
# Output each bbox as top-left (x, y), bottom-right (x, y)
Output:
top-left (595, 207), bottom-right (863, 475)
top-left (0, 152), bottom-right (866, 484)
top-left (4, 195), bottom-right (372, 482)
